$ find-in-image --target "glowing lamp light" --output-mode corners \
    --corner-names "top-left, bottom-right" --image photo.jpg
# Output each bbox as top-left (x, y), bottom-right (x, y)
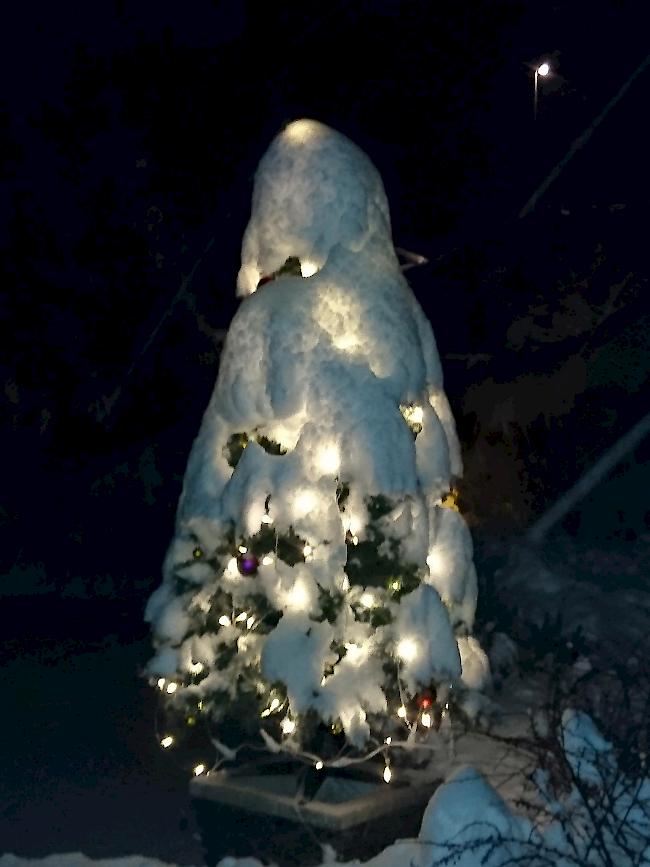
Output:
top-left (281, 717), bottom-right (296, 735)
top-left (397, 705), bottom-right (407, 719)
top-left (194, 764), bottom-right (206, 776)
top-left (157, 678), bottom-right (166, 691)
top-left (294, 489), bottom-right (317, 517)
top-left (246, 616), bottom-right (256, 629)
top-left (235, 611), bottom-right (249, 622)
top-left (317, 444), bottom-right (340, 475)
top-left (397, 638), bottom-right (418, 662)
top-left (537, 62), bottom-right (550, 76)
top-left (385, 736), bottom-right (392, 745)
top-left (315, 759), bottom-right (324, 770)
top-left (166, 682), bottom-right (178, 694)
top-left (383, 764), bottom-right (392, 784)
top-left (421, 712), bottom-right (432, 728)
top-left (238, 545), bottom-right (248, 554)
top-left (218, 615), bottom-right (231, 627)
top-left (301, 260), bottom-right (318, 278)
top-left (160, 735), bottom-right (174, 748)
top-left (262, 555), bottom-right (274, 566)
top-left (226, 557), bottom-right (239, 577)
top-left (303, 544), bottom-right (313, 557)
top-left (189, 661), bottom-right (204, 674)
top-left (269, 698), bottom-right (281, 712)
top-left (261, 514), bottom-right (273, 525)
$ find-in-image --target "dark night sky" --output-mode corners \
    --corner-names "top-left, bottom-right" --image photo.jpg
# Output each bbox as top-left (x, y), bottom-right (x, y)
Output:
top-left (1, 0), bottom-right (649, 594)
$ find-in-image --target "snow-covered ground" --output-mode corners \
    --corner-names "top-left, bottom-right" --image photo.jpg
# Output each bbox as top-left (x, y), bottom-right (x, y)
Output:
top-left (2, 534), bottom-right (648, 867)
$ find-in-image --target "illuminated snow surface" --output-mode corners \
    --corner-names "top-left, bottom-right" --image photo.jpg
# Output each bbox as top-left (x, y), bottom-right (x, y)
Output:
top-left (145, 119), bottom-right (487, 748)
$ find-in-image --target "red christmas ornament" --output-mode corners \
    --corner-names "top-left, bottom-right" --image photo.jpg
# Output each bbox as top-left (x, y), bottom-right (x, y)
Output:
top-left (416, 687), bottom-right (436, 710)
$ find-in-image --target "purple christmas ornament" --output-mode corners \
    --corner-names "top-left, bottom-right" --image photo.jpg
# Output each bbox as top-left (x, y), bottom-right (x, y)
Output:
top-left (237, 553), bottom-right (259, 576)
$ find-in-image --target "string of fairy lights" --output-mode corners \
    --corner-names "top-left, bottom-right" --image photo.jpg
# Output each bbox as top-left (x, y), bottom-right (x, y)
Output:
top-left (152, 438), bottom-right (462, 786)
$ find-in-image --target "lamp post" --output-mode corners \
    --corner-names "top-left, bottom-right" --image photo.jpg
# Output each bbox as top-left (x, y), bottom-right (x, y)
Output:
top-left (534, 62), bottom-right (551, 120)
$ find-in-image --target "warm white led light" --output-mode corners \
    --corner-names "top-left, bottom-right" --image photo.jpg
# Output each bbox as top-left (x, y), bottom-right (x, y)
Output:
top-left (166, 682), bottom-right (178, 694)
top-left (301, 260), bottom-right (318, 278)
top-left (261, 514), bottom-right (273, 524)
top-left (385, 736), bottom-right (392, 744)
top-left (397, 638), bottom-right (418, 662)
top-left (189, 662), bottom-right (204, 674)
top-left (359, 592), bottom-right (375, 608)
top-left (235, 611), bottom-right (248, 622)
top-left (317, 444), bottom-right (340, 475)
top-left (397, 705), bottom-right (407, 719)
top-left (315, 759), bottom-right (324, 770)
top-left (246, 616), bottom-right (255, 629)
top-left (421, 712), bottom-right (432, 728)
top-left (270, 698), bottom-right (281, 712)
top-left (218, 615), bottom-right (231, 627)
top-left (426, 549), bottom-right (445, 574)
top-left (287, 582), bottom-right (309, 610)
top-left (383, 764), bottom-right (392, 783)
top-left (193, 764), bottom-right (205, 776)
top-left (226, 557), bottom-right (238, 576)
top-left (238, 545), bottom-right (248, 554)
top-left (281, 717), bottom-right (296, 735)
top-left (294, 489), bottom-right (317, 517)
top-left (262, 555), bottom-right (274, 566)
top-left (303, 544), bottom-right (313, 557)
top-left (157, 678), bottom-right (166, 690)
top-left (160, 735), bottom-right (174, 748)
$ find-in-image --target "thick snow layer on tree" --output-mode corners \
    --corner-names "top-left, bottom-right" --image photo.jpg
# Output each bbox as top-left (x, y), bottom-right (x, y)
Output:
top-left (146, 119), bottom-right (485, 756)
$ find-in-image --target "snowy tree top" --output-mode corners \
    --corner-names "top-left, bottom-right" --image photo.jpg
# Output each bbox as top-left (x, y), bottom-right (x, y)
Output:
top-left (237, 119), bottom-right (394, 297)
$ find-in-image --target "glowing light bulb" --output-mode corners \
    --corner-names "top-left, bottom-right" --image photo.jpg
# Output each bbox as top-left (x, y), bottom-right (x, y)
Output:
top-left (287, 582), bottom-right (309, 610)
top-left (397, 705), bottom-right (407, 719)
top-left (426, 549), bottom-right (445, 574)
top-left (157, 678), bottom-right (166, 690)
top-left (235, 611), bottom-right (248, 622)
top-left (194, 764), bottom-right (206, 776)
top-left (421, 712), bottom-right (432, 728)
top-left (294, 489), bottom-right (317, 517)
top-left (360, 592), bottom-right (375, 608)
top-left (385, 736), bottom-right (392, 744)
top-left (315, 760), bottom-right (324, 770)
top-left (344, 643), bottom-right (363, 663)
top-left (537, 62), bottom-right (550, 76)
top-left (238, 545), bottom-right (248, 554)
top-left (261, 514), bottom-right (273, 524)
top-left (301, 260), bottom-right (318, 278)
top-left (303, 544), bottom-right (313, 557)
top-left (317, 444), bottom-right (340, 475)
top-left (281, 717), bottom-right (296, 735)
top-left (397, 638), bottom-right (418, 662)
top-left (262, 555), bottom-right (274, 566)
top-left (189, 662), bottom-right (204, 674)
top-left (390, 580), bottom-right (401, 592)
top-left (218, 615), bottom-right (231, 627)
top-left (270, 698), bottom-right (281, 712)
top-left (247, 616), bottom-right (255, 629)
top-left (166, 682), bottom-right (178, 694)
top-left (383, 764), bottom-right (392, 784)
top-left (226, 557), bottom-right (238, 577)
top-left (351, 535), bottom-right (359, 546)
top-left (160, 735), bottom-right (174, 748)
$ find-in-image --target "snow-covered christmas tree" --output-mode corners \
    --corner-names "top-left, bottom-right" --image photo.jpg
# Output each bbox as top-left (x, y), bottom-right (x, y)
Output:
top-left (145, 119), bottom-right (489, 782)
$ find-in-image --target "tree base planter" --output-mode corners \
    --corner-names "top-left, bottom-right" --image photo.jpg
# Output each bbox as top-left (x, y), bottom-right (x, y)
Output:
top-left (190, 760), bottom-right (437, 866)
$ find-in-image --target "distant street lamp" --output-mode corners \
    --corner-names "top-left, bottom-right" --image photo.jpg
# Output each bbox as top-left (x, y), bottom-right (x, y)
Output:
top-left (534, 61), bottom-right (551, 120)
